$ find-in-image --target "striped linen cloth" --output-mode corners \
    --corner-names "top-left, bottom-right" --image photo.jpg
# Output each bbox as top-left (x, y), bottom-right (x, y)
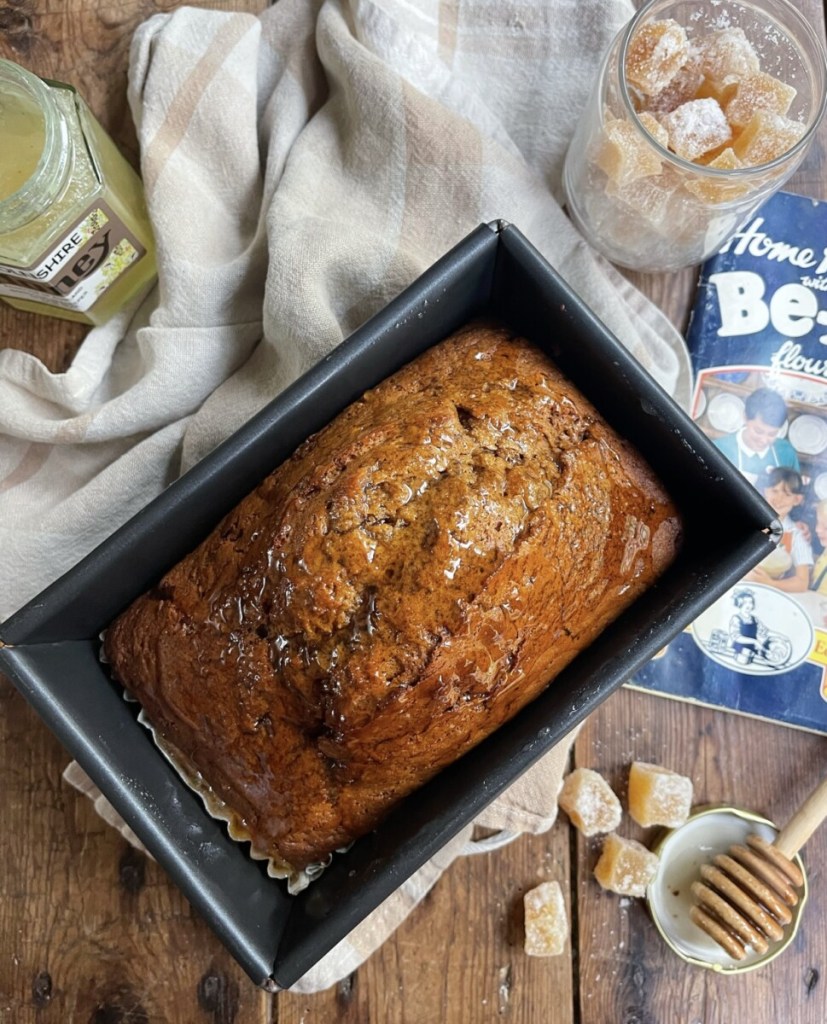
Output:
top-left (4, 0), bottom-right (692, 992)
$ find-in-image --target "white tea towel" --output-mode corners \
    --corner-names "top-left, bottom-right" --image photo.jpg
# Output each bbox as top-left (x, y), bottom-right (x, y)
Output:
top-left (3, 0), bottom-right (692, 993)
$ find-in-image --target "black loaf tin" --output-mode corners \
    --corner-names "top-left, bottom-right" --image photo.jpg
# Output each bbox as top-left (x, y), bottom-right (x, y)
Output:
top-left (0, 222), bottom-right (776, 989)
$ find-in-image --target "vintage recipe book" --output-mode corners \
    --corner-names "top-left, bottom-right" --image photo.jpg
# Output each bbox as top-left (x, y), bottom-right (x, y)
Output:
top-left (631, 190), bottom-right (827, 734)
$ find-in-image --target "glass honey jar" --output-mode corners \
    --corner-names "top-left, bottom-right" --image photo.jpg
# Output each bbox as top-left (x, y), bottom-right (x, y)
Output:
top-left (0, 58), bottom-right (157, 325)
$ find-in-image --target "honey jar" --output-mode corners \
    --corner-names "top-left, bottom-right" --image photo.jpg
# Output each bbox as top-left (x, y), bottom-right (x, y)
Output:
top-left (0, 58), bottom-right (156, 325)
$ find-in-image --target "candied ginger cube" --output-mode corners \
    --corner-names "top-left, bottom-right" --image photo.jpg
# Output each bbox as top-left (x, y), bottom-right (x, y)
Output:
top-left (596, 117), bottom-right (663, 186)
top-left (732, 109), bottom-right (806, 166)
top-left (686, 148), bottom-right (750, 203)
top-left (594, 833), bottom-right (659, 898)
top-left (660, 97), bottom-right (731, 160)
top-left (699, 147), bottom-right (742, 170)
top-left (637, 111), bottom-right (669, 149)
top-left (695, 75), bottom-right (739, 109)
top-left (697, 27), bottom-right (760, 85)
top-left (559, 768), bottom-right (622, 836)
top-left (628, 761), bottom-right (693, 827)
top-left (606, 173), bottom-right (676, 224)
top-left (524, 881), bottom-right (568, 956)
top-left (636, 57), bottom-right (703, 116)
top-left (625, 19), bottom-right (690, 96)
top-left (725, 72), bottom-right (797, 129)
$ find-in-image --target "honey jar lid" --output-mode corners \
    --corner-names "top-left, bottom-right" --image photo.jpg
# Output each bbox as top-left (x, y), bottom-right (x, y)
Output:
top-left (646, 804), bottom-right (808, 973)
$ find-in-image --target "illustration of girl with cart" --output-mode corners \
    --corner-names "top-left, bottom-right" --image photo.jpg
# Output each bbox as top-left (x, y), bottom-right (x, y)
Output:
top-left (729, 589), bottom-right (772, 665)
top-left (727, 588), bottom-right (792, 667)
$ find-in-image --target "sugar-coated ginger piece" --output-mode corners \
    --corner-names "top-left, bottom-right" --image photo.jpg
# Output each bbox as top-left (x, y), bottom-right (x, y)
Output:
top-left (694, 75), bottom-right (739, 109)
top-left (559, 768), bottom-right (622, 837)
top-left (725, 72), bottom-right (797, 129)
top-left (732, 109), bottom-right (806, 166)
top-left (636, 56), bottom-right (703, 115)
top-left (697, 26), bottom-right (760, 85)
top-left (524, 881), bottom-right (568, 956)
top-left (698, 146), bottom-right (742, 169)
top-left (595, 117), bottom-right (663, 187)
top-left (660, 97), bottom-right (731, 161)
top-left (625, 19), bottom-right (690, 96)
top-left (594, 833), bottom-right (659, 898)
top-left (606, 173), bottom-right (676, 224)
top-left (637, 111), bottom-right (669, 150)
top-left (628, 761), bottom-right (693, 828)
top-left (686, 148), bottom-right (750, 203)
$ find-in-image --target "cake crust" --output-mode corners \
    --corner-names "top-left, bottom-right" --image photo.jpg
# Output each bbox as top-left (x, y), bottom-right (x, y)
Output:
top-left (104, 323), bottom-right (682, 871)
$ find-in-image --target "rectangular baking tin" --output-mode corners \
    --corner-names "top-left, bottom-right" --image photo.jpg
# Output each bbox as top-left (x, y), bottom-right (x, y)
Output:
top-left (0, 222), bottom-right (776, 989)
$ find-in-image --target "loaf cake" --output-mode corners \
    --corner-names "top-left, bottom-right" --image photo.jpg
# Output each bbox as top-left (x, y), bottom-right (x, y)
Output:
top-left (104, 322), bottom-right (682, 876)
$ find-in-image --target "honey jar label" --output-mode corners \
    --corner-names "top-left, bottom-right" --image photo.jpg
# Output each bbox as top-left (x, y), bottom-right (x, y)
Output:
top-left (0, 200), bottom-right (147, 311)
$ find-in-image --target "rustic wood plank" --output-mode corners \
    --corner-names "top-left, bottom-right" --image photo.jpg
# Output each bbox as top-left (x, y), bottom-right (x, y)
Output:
top-left (0, 3), bottom-right (272, 1022)
top-left (575, 688), bottom-right (827, 1024)
top-left (577, 3), bottom-right (827, 1016)
top-left (5, 1), bottom-right (827, 1022)
top-left (276, 824), bottom-right (575, 1023)
top-left (0, 677), bottom-right (272, 1024)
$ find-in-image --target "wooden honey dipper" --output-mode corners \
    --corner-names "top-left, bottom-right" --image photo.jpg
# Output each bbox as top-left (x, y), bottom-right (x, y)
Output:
top-left (689, 777), bottom-right (827, 961)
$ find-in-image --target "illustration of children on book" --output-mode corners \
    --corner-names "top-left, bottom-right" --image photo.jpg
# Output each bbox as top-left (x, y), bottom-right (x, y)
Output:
top-left (810, 499), bottom-right (827, 595)
top-left (744, 467), bottom-right (813, 593)
top-left (713, 387), bottom-right (801, 485)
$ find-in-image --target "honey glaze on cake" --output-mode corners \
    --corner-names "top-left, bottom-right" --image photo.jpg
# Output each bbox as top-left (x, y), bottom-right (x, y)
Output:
top-left (104, 322), bottom-right (682, 874)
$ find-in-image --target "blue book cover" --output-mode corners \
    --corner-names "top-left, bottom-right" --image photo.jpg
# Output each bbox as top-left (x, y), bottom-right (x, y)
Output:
top-left (630, 190), bottom-right (827, 734)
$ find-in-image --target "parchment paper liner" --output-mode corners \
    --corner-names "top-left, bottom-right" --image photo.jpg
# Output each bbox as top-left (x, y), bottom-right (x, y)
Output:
top-left (100, 632), bottom-right (330, 893)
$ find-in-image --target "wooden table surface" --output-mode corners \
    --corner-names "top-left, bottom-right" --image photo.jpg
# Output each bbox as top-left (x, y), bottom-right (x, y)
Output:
top-left (2, 2), bottom-right (827, 1022)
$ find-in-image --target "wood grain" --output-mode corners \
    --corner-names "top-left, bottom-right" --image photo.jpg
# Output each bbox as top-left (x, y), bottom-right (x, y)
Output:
top-left (277, 826), bottom-right (575, 1024)
top-left (0, 677), bottom-right (272, 1024)
top-left (0, 5), bottom-right (273, 1022)
top-left (3, 0), bottom-right (827, 1022)
top-left (580, 9), bottom-right (827, 1015)
top-left (574, 691), bottom-right (827, 1024)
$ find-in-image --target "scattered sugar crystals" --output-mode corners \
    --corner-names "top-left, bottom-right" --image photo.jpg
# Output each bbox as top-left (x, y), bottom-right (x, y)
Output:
top-left (564, 0), bottom-right (818, 269)
top-left (523, 881), bottom-right (569, 956)
top-left (637, 111), bottom-right (669, 150)
top-left (636, 57), bottom-right (703, 116)
top-left (628, 760), bottom-right (693, 828)
top-left (620, 17), bottom-right (805, 178)
top-left (559, 767), bottom-right (622, 836)
top-left (732, 109), bottom-right (806, 165)
top-left (725, 72), bottom-right (796, 128)
top-left (594, 833), bottom-right (659, 898)
top-left (694, 74), bottom-right (740, 109)
top-left (685, 147), bottom-right (750, 202)
top-left (624, 19), bottom-right (690, 95)
top-left (660, 97), bottom-right (731, 160)
top-left (596, 118), bottom-right (664, 187)
top-left (697, 26), bottom-right (760, 84)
